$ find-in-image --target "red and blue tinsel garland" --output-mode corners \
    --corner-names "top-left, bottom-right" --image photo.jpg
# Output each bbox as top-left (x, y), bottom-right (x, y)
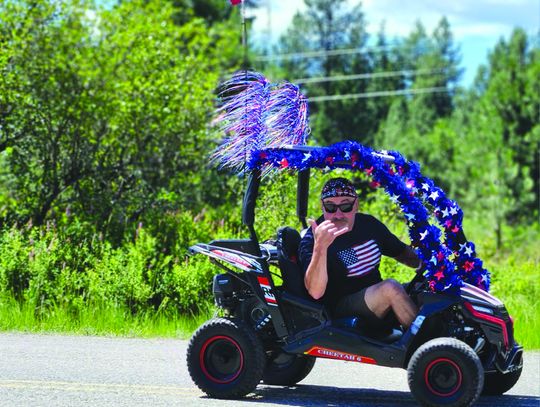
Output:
top-left (247, 140), bottom-right (490, 293)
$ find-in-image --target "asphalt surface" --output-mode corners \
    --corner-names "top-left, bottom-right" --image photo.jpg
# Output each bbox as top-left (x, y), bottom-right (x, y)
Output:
top-left (0, 333), bottom-right (538, 407)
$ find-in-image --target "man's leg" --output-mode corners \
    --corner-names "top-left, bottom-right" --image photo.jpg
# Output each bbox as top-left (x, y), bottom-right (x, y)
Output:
top-left (364, 279), bottom-right (418, 328)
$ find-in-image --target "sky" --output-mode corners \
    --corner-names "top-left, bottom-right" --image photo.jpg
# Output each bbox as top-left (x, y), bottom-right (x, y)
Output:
top-left (247, 0), bottom-right (540, 86)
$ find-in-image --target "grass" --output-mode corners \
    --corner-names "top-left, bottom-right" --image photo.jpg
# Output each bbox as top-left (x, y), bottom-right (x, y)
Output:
top-left (1, 264), bottom-right (537, 349)
top-left (0, 297), bottom-right (213, 339)
top-left (0, 219), bottom-right (537, 349)
top-left (487, 260), bottom-right (539, 350)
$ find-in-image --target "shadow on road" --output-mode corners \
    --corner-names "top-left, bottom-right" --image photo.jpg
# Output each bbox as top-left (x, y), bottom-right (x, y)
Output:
top-left (229, 384), bottom-right (540, 407)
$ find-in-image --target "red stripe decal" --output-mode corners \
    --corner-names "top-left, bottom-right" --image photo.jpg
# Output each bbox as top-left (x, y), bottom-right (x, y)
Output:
top-left (464, 302), bottom-right (509, 349)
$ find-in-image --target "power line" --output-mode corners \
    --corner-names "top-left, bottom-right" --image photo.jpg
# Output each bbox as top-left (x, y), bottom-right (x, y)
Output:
top-left (254, 44), bottom-right (398, 62)
top-left (254, 42), bottom-right (434, 62)
top-left (308, 86), bottom-right (450, 102)
top-left (293, 68), bottom-right (446, 84)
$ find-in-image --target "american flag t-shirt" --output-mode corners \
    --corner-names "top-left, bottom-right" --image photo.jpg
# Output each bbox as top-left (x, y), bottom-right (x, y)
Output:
top-left (337, 240), bottom-right (381, 277)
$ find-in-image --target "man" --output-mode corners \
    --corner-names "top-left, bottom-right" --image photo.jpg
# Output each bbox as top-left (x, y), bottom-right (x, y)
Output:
top-left (299, 177), bottom-right (421, 329)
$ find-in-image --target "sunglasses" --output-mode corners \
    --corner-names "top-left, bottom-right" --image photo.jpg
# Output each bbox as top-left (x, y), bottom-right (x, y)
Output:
top-left (322, 198), bottom-right (356, 213)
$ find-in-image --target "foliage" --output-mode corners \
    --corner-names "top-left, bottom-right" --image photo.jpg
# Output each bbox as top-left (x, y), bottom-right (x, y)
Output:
top-left (0, 206), bottom-right (242, 317)
top-left (0, 0), bottom-right (239, 240)
top-left (0, 0), bottom-right (538, 349)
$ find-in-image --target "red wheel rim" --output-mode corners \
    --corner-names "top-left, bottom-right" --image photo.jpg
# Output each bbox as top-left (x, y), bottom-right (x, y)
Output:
top-left (199, 335), bottom-right (244, 384)
top-left (424, 357), bottom-right (463, 397)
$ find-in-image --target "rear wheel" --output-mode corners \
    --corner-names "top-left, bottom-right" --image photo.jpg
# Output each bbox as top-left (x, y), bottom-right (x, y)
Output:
top-left (482, 366), bottom-right (522, 395)
top-left (263, 352), bottom-right (315, 385)
top-left (408, 337), bottom-right (483, 407)
top-left (187, 317), bottom-right (265, 399)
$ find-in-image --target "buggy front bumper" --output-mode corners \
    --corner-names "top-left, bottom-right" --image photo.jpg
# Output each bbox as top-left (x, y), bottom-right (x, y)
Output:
top-left (486, 342), bottom-right (523, 374)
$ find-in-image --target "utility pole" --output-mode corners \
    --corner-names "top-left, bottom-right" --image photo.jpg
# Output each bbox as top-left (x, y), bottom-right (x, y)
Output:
top-left (266, 0), bottom-right (272, 56)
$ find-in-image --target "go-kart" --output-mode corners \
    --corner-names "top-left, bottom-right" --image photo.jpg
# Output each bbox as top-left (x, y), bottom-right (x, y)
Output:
top-left (186, 144), bottom-right (523, 407)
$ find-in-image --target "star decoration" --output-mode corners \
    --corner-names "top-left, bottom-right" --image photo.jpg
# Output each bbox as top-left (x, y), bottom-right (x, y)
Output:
top-left (422, 183), bottom-right (430, 191)
top-left (463, 261), bottom-right (475, 272)
top-left (389, 194), bottom-right (400, 204)
top-left (405, 213), bottom-right (416, 221)
top-left (441, 207), bottom-right (450, 218)
top-left (464, 245), bottom-right (474, 256)
top-left (430, 256), bottom-right (438, 265)
top-left (449, 206), bottom-right (458, 216)
top-left (301, 152), bottom-right (311, 163)
top-left (420, 230), bottom-right (429, 240)
top-left (435, 271), bottom-right (445, 280)
top-left (429, 191), bottom-right (439, 200)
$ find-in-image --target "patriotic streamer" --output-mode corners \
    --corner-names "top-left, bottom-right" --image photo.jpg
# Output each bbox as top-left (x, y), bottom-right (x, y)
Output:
top-left (211, 71), bottom-right (309, 173)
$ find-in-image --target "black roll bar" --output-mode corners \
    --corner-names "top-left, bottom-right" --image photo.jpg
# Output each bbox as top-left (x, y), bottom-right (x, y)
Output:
top-left (242, 169), bottom-right (262, 256)
top-left (297, 168), bottom-right (310, 229)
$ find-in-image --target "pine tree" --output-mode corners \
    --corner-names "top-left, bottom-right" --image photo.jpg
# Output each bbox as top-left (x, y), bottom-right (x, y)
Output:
top-left (274, 0), bottom-right (371, 145)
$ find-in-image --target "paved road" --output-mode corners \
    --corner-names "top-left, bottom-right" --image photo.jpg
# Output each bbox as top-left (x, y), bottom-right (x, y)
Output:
top-left (0, 333), bottom-right (538, 407)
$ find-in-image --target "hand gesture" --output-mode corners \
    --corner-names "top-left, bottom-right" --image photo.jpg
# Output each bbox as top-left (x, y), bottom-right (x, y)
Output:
top-left (309, 219), bottom-right (349, 249)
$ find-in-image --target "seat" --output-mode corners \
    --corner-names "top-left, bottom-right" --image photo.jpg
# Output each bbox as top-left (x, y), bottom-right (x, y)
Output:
top-left (276, 226), bottom-right (310, 298)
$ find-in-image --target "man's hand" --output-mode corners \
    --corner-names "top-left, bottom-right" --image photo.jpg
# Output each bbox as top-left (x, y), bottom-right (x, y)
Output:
top-left (309, 218), bottom-right (349, 249)
top-left (395, 246), bottom-right (421, 269)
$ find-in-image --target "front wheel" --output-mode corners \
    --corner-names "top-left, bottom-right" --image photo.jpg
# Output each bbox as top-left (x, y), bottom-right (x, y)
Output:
top-left (263, 352), bottom-right (316, 385)
top-left (186, 317), bottom-right (265, 399)
top-left (482, 366), bottom-right (523, 395)
top-left (408, 337), bottom-right (484, 407)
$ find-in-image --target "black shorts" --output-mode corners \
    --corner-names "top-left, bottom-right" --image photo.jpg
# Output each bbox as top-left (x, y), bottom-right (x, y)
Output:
top-left (333, 287), bottom-right (398, 328)
top-left (333, 287), bottom-right (377, 320)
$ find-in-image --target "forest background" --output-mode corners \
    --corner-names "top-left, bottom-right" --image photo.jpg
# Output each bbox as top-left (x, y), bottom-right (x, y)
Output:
top-left (0, 0), bottom-right (538, 347)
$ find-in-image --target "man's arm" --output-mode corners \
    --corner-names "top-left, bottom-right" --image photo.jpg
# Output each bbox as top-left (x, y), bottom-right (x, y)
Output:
top-left (394, 245), bottom-right (421, 269)
top-left (304, 219), bottom-right (348, 300)
top-left (304, 241), bottom-right (328, 300)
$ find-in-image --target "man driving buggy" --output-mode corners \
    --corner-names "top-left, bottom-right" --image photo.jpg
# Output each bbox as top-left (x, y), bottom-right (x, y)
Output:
top-left (299, 177), bottom-right (421, 330)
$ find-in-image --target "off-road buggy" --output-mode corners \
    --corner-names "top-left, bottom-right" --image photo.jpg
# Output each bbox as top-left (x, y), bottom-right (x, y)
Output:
top-left (186, 145), bottom-right (523, 407)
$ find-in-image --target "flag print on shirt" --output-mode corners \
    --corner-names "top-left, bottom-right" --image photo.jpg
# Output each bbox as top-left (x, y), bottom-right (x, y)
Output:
top-left (337, 240), bottom-right (381, 277)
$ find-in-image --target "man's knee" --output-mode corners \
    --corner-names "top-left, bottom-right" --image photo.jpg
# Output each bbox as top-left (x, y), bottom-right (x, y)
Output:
top-left (380, 279), bottom-right (404, 298)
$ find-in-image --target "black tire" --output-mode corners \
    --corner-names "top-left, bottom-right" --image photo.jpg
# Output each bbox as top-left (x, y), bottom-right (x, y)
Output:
top-left (186, 317), bottom-right (265, 399)
top-left (482, 366), bottom-right (523, 395)
top-left (407, 337), bottom-right (484, 407)
top-left (263, 352), bottom-right (316, 385)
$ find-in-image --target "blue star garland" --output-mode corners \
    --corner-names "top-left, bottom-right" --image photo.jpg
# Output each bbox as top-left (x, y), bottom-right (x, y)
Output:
top-left (247, 140), bottom-right (490, 293)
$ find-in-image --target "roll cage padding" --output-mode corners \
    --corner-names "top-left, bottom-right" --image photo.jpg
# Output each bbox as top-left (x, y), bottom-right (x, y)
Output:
top-left (276, 226), bottom-right (310, 299)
